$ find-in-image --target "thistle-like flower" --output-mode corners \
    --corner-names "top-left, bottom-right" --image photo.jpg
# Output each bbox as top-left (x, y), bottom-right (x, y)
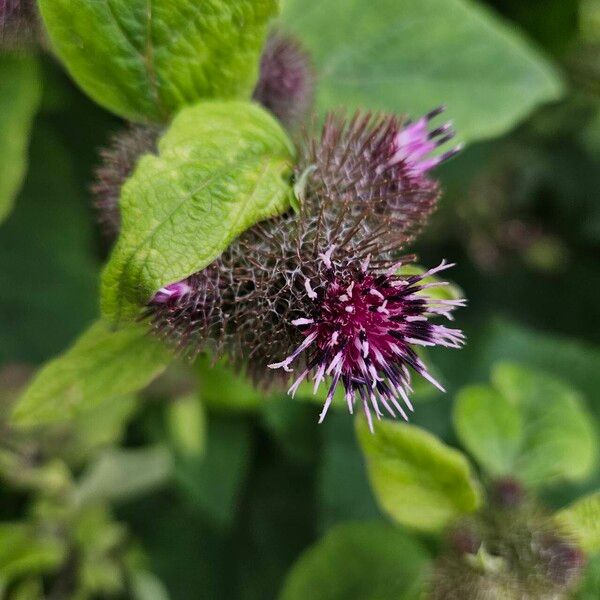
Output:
top-left (299, 108), bottom-right (460, 244)
top-left (145, 109), bottom-right (464, 428)
top-left (268, 254), bottom-right (464, 430)
top-left (252, 31), bottom-right (315, 131)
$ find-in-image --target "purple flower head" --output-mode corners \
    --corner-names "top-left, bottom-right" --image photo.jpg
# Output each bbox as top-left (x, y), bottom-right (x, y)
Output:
top-left (300, 110), bottom-right (460, 246)
top-left (145, 108), bottom-right (465, 428)
top-left (253, 31), bottom-right (315, 130)
top-left (269, 251), bottom-right (464, 430)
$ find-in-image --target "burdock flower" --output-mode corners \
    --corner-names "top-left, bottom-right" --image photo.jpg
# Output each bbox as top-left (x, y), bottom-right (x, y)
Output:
top-left (299, 107), bottom-right (461, 243)
top-left (145, 109), bottom-right (465, 428)
top-left (268, 253), bottom-right (464, 430)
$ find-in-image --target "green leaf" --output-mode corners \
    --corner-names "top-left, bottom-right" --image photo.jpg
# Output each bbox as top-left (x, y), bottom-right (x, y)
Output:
top-left (11, 320), bottom-right (172, 428)
top-left (57, 393), bottom-right (139, 465)
top-left (444, 318), bottom-right (600, 422)
top-left (398, 264), bottom-right (463, 302)
top-left (73, 506), bottom-right (127, 595)
top-left (38, 0), bottom-right (278, 121)
top-left (166, 394), bottom-right (206, 457)
top-left (555, 491), bottom-right (600, 554)
top-left (0, 54), bottom-right (41, 224)
top-left (197, 354), bottom-right (267, 412)
top-left (0, 523), bottom-right (65, 585)
top-left (8, 579), bottom-right (44, 600)
top-left (576, 554), bottom-right (600, 599)
top-left (0, 118), bottom-right (100, 366)
top-left (280, 0), bottom-right (563, 143)
top-left (101, 101), bottom-right (295, 323)
top-left (75, 445), bottom-right (172, 505)
top-left (318, 412), bottom-right (380, 532)
top-left (174, 416), bottom-right (252, 528)
top-left (131, 571), bottom-right (170, 600)
top-left (279, 521), bottom-right (431, 600)
top-left (355, 418), bottom-right (481, 532)
top-left (453, 384), bottom-right (523, 476)
top-left (492, 362), bottom-right (597, 486)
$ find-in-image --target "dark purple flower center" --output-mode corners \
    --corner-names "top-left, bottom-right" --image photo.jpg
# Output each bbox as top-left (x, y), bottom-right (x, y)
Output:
top-left (269, 252), bottom-right (464, 430)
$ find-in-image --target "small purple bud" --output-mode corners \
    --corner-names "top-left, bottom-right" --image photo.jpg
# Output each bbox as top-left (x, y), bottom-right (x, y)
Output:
top-left (448, 524), bottom-right (481, 555)
top-left (489, 477), bottom-right (525, 509)
top-left (151, 280), bottom-right (192, 304)
top-left (253, 31), bottom-right (315, 130)
top-left (0, 0), bottom-right (40, 49)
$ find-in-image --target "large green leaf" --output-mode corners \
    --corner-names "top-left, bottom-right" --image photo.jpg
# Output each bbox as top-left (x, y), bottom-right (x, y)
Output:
top-left (280, 0), bottom-right (563, 143)
top-left (356, 418), bottom-right (481, 532)
top-left (555, 491), bottom-right (600, 554)
top-left (0, 54), bottom-right (41, 224)
top-left (39, 0), bottom-right (278, 121)
top-left (279, 521), bottom-right (431, 600)
top-left (11, 320), bottom-right (172, 427)
top-left (101, 101), bottom-right (295, 323)
top-left (453, 384), bottom-right (523, 476)
top-left (492, 362), bottom-right (597, 487)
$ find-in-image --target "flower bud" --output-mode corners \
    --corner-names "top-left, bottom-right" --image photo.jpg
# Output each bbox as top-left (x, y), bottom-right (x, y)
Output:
top-left (91, 124), bottom-right (162, 238)
top-left (0, 0), bottom-right (41, 50)
top-left (490, 477), bottom-right (525, 509)
top-left (252, 31), bottom-right (315, 131)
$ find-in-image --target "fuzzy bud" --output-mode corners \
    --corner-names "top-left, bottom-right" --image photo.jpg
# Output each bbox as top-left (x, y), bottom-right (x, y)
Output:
top-left (429, 502), bottom-right (587, 599)
top-left (490, 477), bottom-right (525, 509)
top-left (252, 31), bottom-right (315, 131)
top-left (298, 108), bottom-right (460, 245)
top-left (0, 0), bottom-right (41, 49)
top-left (91, 124), bottom-right (162, 238)
top-left (447, 523), bottom-right (481, 556)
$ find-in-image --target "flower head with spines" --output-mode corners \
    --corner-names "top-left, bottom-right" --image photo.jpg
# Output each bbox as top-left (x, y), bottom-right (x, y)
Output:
top-left (124, 107), bottom-right (464, 428)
